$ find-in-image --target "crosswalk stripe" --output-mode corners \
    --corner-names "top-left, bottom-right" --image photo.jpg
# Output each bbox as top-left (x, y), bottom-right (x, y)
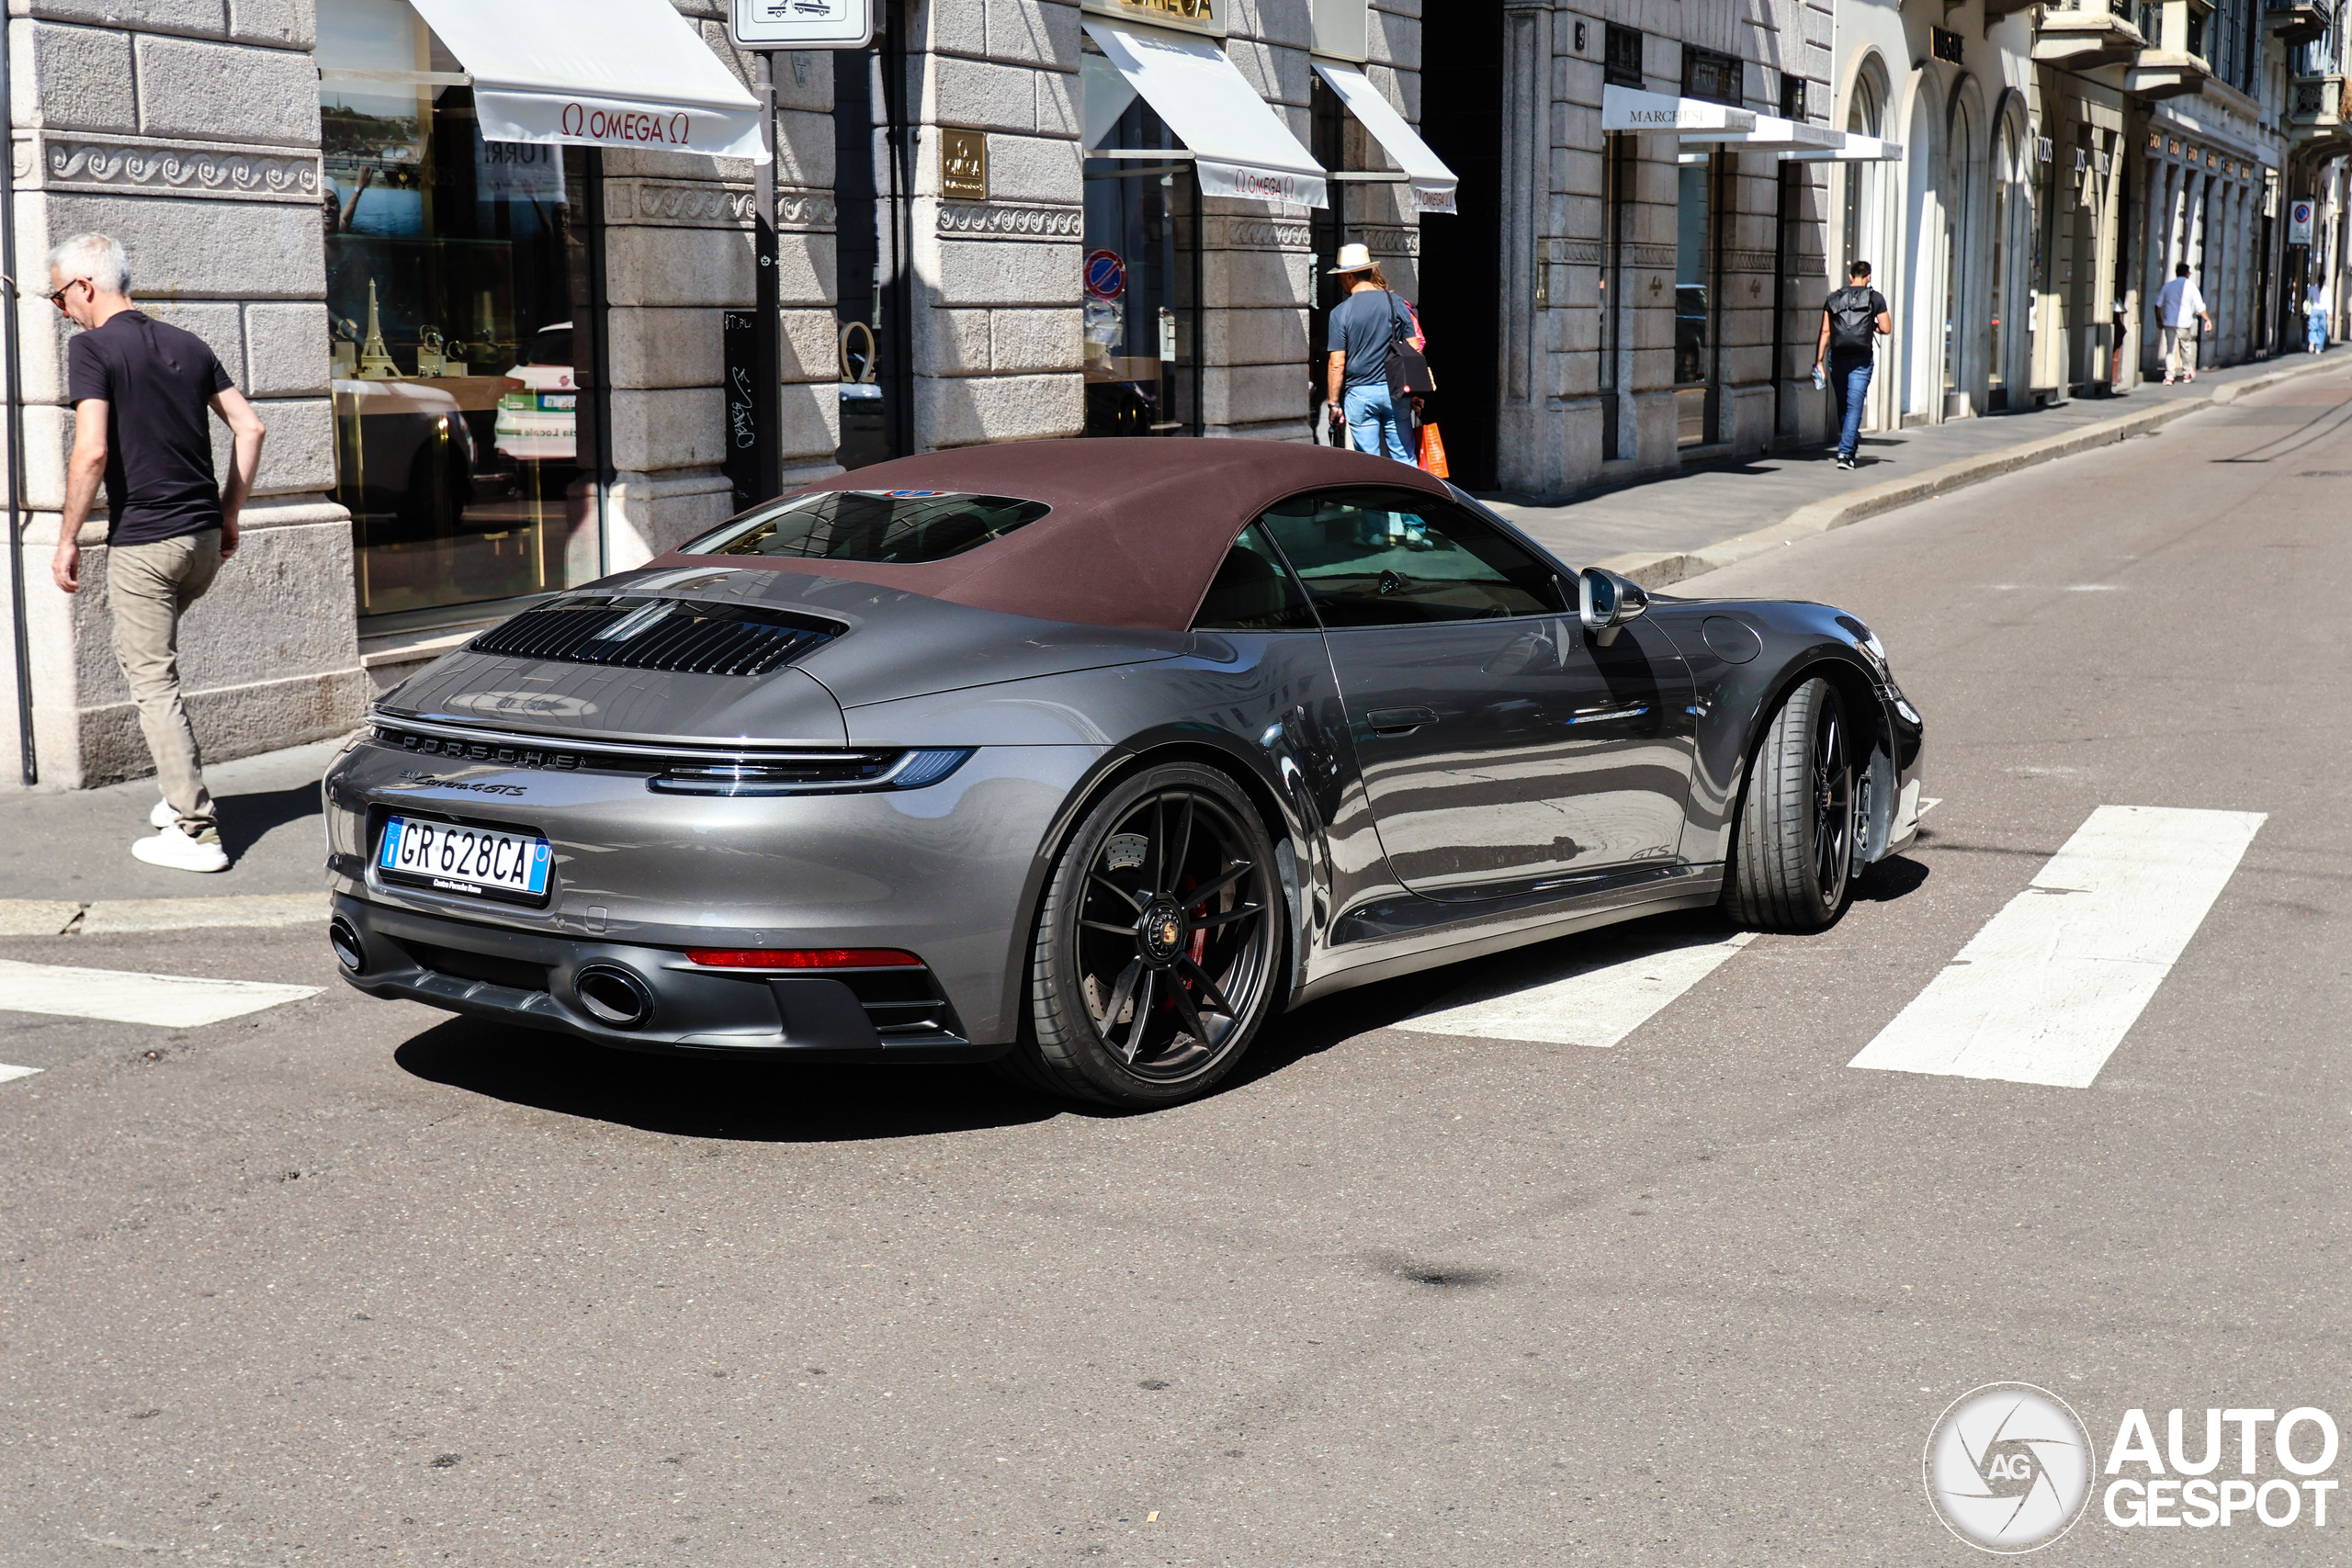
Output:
top-left (0, 960), bottom-right (320, 1029)
top-left (1394, 929), bottom-right (1757, 1048)
top-left (0, 1063), bottom-right (40, 1086)
top-left (1848, 805), bottom-right (2266, 1089)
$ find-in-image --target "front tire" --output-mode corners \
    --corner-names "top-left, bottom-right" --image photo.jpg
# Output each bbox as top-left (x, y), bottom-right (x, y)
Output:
top-left (1005, 763), bottom-right (1284, 1107)
top-left (1724, 677), bottom-right (1857, 933)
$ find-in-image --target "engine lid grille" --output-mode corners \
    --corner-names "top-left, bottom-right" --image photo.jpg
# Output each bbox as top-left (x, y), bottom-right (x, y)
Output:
top-left (469, 595), bottom-right (841, 677)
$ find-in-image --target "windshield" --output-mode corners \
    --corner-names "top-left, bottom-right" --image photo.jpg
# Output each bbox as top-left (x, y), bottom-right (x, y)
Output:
top-left (682, 491), bottom-right (1051, 564)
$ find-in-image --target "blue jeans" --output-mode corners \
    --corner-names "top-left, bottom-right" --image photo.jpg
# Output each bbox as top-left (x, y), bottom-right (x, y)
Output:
top-left (1830, 356), bottom-right (1873, 460)
top-left (2310, 314), bottom-right (2328, 352)
top-left (1343, 382), bottom-right (1413, 463)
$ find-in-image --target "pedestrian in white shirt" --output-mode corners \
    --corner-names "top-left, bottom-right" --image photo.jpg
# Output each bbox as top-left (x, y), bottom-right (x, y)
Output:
top-left (2155, 263), bottom-right (2211, 385)
top-left (2305, 281), bottom-right (2331, 354)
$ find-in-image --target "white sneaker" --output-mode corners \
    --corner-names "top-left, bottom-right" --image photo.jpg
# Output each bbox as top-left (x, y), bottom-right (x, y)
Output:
top-left (131, 825), bottom-right (229, 874)
top-left (149, 797), bottom-right (175, 829)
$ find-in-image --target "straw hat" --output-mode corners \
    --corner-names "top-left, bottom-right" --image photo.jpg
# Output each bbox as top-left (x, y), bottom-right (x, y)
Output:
top-left (1327, 243), bottom-right (1374, 275)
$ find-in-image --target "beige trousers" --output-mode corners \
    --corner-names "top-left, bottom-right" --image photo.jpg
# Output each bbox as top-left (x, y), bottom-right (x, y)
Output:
top-left (106, 531), bottom-right (220, 834)
top-left (2161, 324), bottom-right (2199, 379)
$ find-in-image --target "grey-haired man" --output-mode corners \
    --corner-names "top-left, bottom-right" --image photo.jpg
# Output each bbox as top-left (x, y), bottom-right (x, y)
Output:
top-left (47, 232), bottom-right (267, 873)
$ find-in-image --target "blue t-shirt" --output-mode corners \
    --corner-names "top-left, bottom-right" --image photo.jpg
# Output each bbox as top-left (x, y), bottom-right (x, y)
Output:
top-left (1328, 288), bottom-right (1410, 389)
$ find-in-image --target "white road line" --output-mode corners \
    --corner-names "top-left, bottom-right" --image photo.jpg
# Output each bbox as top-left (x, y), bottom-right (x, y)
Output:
top-left (1849, 805), bottom-right (2266, 1089)
top-left (0, 1063), bottom-right (40, 1087)
top-left (1395, 929), bottom-right (1757, 1048)
top-left (0, 960), bottom-right (320, 1028)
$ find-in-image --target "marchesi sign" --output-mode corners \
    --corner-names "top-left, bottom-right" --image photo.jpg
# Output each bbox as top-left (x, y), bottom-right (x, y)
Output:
top-left (1081, 0), bottom-right (1227, 39)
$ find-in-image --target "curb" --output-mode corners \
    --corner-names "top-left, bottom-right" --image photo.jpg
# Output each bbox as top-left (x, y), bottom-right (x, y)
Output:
top-left (1590, 355), bottom-right (2346, 591)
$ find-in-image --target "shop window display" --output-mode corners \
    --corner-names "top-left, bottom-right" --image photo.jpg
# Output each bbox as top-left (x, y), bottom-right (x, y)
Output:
top-left (320, 0), bottom-right (602, 621)
top-left (1081, 43), bottom-right (1199, 437)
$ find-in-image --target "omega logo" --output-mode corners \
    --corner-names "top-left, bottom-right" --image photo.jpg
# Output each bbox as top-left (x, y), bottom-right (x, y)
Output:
top-left (560, 102), bottom-right (692, 147)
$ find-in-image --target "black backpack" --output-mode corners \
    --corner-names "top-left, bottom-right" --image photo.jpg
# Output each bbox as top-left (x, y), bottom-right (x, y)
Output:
top-left (1827, 287), bottom-right (1878, 354)
top-left (1381, 292), bottom-right (1435, 400)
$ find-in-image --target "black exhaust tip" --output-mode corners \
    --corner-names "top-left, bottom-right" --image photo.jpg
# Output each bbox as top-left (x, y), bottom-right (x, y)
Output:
top-left (575, 964), bottom-right (654, 1029)
top-left (328, 917), bottom-right (366, 975)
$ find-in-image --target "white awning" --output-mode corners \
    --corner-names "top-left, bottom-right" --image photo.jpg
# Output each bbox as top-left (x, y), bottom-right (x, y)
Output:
top-left (1690, 113), bottom-right (1846, 154)
top-left (1781, 133), bottom-right (1905, 163)
top-left (1600, 84), bottom-right (1757, 140)
top-left (405, 0), bottom-right (765, 164)
top-left (1310, 62), bottom-right (1457, 215)
top-left (1083, 17), bottom-right (1327, 209)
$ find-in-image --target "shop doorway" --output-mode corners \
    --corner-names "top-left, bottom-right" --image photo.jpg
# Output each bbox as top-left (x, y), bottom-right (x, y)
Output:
top-left (1080, 41), bottom-right (1201, 438)
top-left (1415, 0), bottom-right (1504, 488)
top-left (1675, 154), bottom-right (1720, 446)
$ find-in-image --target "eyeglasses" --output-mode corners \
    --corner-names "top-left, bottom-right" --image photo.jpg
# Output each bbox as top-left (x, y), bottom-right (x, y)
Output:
top-left (47, 277), bottom-right (88, 312)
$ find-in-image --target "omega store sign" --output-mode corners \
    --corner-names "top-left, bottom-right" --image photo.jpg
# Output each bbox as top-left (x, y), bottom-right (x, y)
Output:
top-left (1081, 0), bottom-right (1227, 37)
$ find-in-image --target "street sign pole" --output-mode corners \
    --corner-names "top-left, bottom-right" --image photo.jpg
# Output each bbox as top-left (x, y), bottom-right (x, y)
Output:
top-left (730, 2), bottom-right (876, 499)
top-left (752, 51), bottom-right (782, 504)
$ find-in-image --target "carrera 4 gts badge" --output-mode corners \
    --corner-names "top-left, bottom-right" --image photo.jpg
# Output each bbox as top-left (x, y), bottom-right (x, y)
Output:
top-left (392, 771), bottom-right (528, 796)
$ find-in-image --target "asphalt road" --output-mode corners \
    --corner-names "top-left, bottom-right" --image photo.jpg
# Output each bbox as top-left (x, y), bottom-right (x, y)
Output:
top-left (5, 370), bottom-right (2350, 1565)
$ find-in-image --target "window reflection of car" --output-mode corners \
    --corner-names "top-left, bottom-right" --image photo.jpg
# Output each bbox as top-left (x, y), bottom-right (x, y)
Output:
top-left (333, 377), bottom-right (474, 536)
top-left (493, 322), bottom-right (578, 462)
top-left (1675, 283), bottom-right (1709, 384)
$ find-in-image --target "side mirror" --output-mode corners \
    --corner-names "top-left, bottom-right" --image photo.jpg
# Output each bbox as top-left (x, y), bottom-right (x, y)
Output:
top-left (1577, 567), bottom-right (1649, 647)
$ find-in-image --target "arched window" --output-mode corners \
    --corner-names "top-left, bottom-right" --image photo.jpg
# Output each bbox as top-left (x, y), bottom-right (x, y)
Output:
top-left (1842, 72), bottom-right (1883, 275)
top-left (1990, 120), bottom-right (2020, 402)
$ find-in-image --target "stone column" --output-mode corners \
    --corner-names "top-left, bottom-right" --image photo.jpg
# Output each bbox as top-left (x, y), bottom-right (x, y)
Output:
top-left (1197, 2), bottom-right (1311, 442)
top-left (1492, 0), bottom-right (1549, 491)
top-left (5, 0), bottom-right (361, 791)
top-left (604, 5), bottom-right (842, 570)
top-left (907, 0), bottom-right (1083, 453)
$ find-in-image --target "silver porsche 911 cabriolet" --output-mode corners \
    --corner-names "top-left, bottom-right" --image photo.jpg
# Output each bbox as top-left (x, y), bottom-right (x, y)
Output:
top-left (323, 439), bottom-right (1925, 1106)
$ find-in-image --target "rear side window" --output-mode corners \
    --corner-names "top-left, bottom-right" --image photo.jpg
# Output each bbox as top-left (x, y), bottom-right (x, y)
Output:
top-left (1192, 523), bottom-right (1319, 632)
top-left (1254, 488), bottom-right (1564, 626)
top-left (683, 490), bottom-right (1050, 563)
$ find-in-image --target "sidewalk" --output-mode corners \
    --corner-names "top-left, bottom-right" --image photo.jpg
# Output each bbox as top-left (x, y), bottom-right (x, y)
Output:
top-left (0, 739), bottom-right (344, 931)
top-left (1487, 347), bottom-right (2352, 586)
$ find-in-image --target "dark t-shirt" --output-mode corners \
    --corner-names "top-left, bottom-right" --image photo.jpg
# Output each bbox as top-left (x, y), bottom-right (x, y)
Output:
top-left (1826, 287), bottom-right (1890, 365)
top-left (1328, 288), bottom-right (1411, 389)
top-left (66, 310), bottom-right (235, 547)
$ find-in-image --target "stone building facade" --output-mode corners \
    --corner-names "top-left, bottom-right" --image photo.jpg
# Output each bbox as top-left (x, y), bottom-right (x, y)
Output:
top-left (1456, 0), bottom-right (1843, 501)
top-left (0, 0), bottom-right (1435, 793)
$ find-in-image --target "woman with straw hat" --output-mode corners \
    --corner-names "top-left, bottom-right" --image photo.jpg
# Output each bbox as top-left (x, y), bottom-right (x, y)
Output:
top-left (1322, 243), bottom-right (1419, 463)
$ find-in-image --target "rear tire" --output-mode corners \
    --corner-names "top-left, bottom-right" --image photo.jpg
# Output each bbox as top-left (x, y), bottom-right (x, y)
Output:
top-left (1002, 763), bottom-right (1284, 1108)
top-left (1724, 677), bottom-right (1857, 933)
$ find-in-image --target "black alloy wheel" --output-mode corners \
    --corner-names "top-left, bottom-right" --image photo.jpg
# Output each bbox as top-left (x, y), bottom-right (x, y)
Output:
top-left (1723, 676), bottom-right (1859, 933)
top-left (1007, 763), bottom-right (1284, 1107)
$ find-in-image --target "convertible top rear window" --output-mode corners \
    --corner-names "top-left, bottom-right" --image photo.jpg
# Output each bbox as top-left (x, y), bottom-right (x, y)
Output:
top-left (684, 491), bottom-right (1051, 564)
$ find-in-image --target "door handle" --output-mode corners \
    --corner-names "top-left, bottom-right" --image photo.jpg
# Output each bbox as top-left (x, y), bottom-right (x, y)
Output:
top-left (1366, 706), bottom-right (1440, 736)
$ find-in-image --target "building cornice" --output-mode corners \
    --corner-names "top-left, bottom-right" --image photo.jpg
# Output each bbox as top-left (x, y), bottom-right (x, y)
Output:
top-left (28, 130), bottom-right (321, 204)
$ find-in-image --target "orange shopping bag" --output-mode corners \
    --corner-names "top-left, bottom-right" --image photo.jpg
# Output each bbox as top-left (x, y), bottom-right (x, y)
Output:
top-left (1418, 421), bottom-right (1450, 478)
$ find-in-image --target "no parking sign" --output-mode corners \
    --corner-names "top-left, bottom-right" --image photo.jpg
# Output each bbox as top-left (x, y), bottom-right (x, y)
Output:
top-left (2290, 198), bottom-right (2315, 244)
top-left (1085, 249), bottom-right (1127, 301)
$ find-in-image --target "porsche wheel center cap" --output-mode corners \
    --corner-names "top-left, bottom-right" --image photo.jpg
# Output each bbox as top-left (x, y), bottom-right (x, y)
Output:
top-left (1140, 899), bottom-right (1187, 964)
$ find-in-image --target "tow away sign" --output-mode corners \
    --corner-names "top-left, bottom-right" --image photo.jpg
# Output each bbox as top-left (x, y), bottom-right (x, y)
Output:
top-left (732, 0), bottom-right (873, 48)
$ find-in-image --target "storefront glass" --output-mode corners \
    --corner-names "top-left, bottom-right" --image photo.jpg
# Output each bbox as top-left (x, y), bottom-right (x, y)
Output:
top-left (1674, 154), bottom-right (1716, 446)
top-left (319, 0), bottom-right (604, 623)
top-left (1081, 42), bottom-right (1200, 437)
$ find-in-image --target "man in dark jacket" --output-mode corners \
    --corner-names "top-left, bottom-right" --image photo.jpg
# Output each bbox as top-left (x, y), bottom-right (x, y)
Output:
top-left (1814, 260), bottom-right (1892, 470)
top-left (47, 232), bottom-right (267, 873)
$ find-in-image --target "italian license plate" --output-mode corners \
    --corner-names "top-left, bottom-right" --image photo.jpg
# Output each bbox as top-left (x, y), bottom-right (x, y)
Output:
top-left (379, 816), bottom-right (551, 898)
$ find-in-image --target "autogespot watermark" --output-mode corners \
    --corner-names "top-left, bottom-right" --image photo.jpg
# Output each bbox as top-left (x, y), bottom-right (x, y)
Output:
top-left (1924, 1383), bottom-right (2096, 1553)
top-left (1923, 1388), bottom-right (2342, 1552)
top-left (2102, 1406), bottom-right (2339, 1531)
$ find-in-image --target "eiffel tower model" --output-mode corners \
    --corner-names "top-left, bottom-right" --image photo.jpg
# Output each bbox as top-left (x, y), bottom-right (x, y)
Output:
top-left (355, 277), bottom-right (400, 379)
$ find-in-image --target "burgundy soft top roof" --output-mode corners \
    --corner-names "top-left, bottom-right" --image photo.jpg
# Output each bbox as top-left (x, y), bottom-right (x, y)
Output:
top-left (645, 437), bottom-right (1452, 632)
